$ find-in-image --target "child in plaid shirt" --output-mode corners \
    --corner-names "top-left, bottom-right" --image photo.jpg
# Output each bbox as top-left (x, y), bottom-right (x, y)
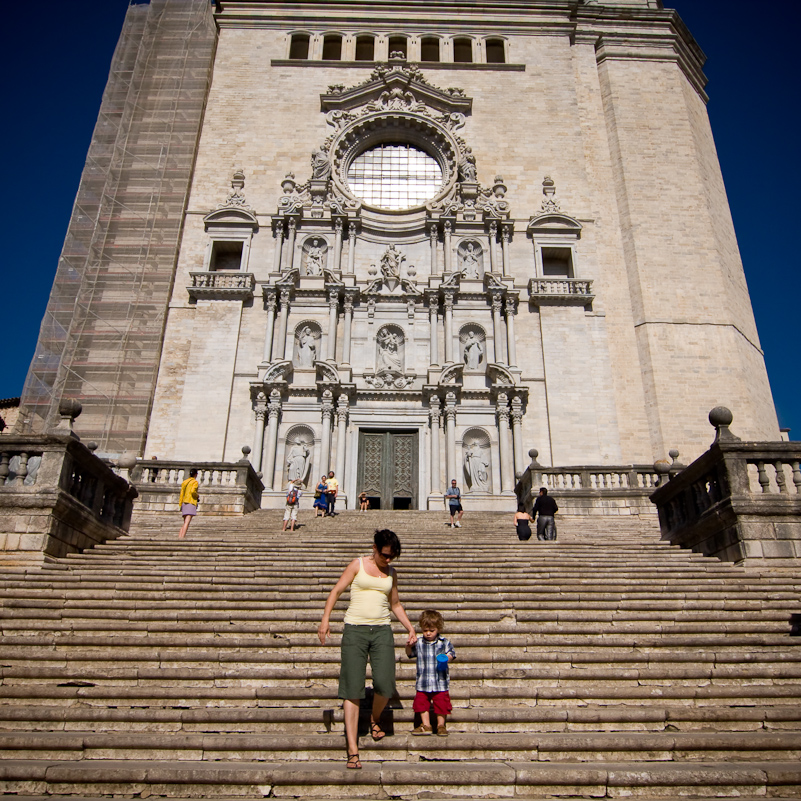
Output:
top-left (405, 609), bottom-right (456, 736)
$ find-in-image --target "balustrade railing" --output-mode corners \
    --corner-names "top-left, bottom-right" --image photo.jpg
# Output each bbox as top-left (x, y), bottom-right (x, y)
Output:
top-left (188, 271), bottom-right (255, 300)
top-left (528, 278), bottom-right (594, 305)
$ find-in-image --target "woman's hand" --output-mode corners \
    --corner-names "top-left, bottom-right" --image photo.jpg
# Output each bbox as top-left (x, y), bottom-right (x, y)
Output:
top-left (406, 628), bottom-right (417, 646)
top-left (318, 621), bottom-right (330, 645)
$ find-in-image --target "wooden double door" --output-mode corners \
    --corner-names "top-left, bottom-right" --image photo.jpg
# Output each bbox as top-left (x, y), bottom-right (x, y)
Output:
top-left (357, 430), bottom-right (418, 510)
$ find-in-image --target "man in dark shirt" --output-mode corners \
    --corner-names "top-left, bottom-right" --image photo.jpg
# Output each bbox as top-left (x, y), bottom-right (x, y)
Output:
top-left (532, 487), bottom-right (558, 541)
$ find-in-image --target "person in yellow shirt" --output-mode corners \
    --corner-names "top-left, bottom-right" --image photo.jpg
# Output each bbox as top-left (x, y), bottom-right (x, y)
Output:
top-left (178, 468), bottom-right (199, 539)
top-left (325, 470), bottom-right (339, 516)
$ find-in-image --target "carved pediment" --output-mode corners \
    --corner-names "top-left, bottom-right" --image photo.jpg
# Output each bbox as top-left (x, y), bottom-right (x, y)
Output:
top-left (527, 213), bottom-right (583, 236)
top-left (262, 360), bottom-right (293, 385)
top-left (204, 206), bottom-right (258, 230)
top-left (439, 363), bottom-right (464, 386)
top-left (315, 360), bottom-right (341, 386)
top-left (487, 363), bottom-right (517, 388)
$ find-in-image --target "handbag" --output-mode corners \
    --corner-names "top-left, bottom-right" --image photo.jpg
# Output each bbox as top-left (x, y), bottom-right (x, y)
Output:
top-left (314, 490), bottom-right (322, 499)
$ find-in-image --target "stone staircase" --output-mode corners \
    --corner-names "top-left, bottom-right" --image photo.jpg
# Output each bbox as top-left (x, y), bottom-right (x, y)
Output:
top-left (0, 509), bottom-right (800, 799)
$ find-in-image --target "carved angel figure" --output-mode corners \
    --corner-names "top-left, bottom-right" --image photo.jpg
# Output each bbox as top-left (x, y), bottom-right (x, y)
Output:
top-left (286, 441), bottom-right (310, 484)
top-left (297, 327), bottom-right (317, 367)
top-left (463, 331), bottom-right (484, 370)
top-left (377, 330), bottom-right (402, 372)
top-left (464, 442), bottom-right (490, 492)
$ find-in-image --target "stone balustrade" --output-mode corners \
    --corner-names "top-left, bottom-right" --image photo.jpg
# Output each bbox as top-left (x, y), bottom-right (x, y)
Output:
top-left (650, 408), bottom-right (801, 564)
top-left (515, 449), bottom-right (659, 517)
top-left (129, 452), bottom-right (264, 515)
top-left (527, 278), bottom-right (594, 306)
top-left (0, 432), bottom-right (138, 566)
top-left (188, 271), bottom-right (255, 300)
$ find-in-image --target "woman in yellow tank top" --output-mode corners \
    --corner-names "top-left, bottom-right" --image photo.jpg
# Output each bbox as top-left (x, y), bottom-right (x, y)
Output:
top-left (318, 529), bottom-right (416, 770)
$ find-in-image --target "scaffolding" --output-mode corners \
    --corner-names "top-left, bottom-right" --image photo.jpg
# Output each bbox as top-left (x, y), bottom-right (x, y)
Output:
top-left (17, 0), bottom-right (216, 455)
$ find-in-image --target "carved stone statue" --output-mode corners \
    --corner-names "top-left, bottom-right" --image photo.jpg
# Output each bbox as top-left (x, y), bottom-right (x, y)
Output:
top-left (460, 243), bottom-right (480, 279)
top-left (377, 329), bottom-right (403, 372)
top-left (460, 149), bottom-right (477, 182)
top-left (311, 146), bottom-right (331, 180)
top-left (305, 239), bottom-right (324, 275)
top-left (464, 441), bottom-right (490, 492)
top-left (463, 331), bottom-right (484, 370)
top-left (380, 244), bottom-right (403, 279)
top-left (286, 441), bottom-right (310, 484)
top-left (297, 327), bottom-right (317, 367)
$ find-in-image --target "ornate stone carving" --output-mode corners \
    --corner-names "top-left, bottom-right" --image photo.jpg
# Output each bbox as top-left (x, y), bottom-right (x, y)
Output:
top-left (463, 430), bottom-right (491, 492)
top-left (302, 238), bottom-right (327, 275)
top-left (460, 326), bottom-right (486, 370)
top-left (541, 175), bottom-right (560, 213)
top-left (336, 394), bottom-right (349, 424)
top-left (439, 363), bottom-right (464, 386)
top-left (458, 240), bottom-right (483, 279)
top-left (285, 427), bottom-right (313, 485)
top-left (295, 324), bottom-right (320, 368)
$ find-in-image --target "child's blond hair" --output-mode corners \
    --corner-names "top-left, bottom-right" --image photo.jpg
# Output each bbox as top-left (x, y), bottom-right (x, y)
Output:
top-left (419, 609), bottom-right (445, 632)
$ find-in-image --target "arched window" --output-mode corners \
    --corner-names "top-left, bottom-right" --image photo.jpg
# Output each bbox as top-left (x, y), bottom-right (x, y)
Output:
top-left (289, 33), bottom-right (310, 60)
top-left (420, 36), bottom-right (440, 63)
top-left (453, 37), bottom-right (473, 63)
top-left (355, 35), bottom-right (375, 61)
top-left (388, 35), bottom-right (408, 58)
top-left (485, 38), bottom-right (506, 64)
top-left (322, 33), bottom-right (342, 60)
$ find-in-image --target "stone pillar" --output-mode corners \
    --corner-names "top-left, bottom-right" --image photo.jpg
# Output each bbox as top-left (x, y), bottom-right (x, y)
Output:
top-left (263, 389), bottom-right (282, 490)
top-left (500, 223), bottom-right (512, 278)
top-left (273, 287), bottom-right (291, 361)
top-left (428, 222), bottom-right (438, 274)
top-left (505, 295), bottom-right (517, 368)
top-left (325, 288), bottom-right (339, 362)
top-left (334, 394), bottom-right (349, 495)
top-left (443, 289), bottom-right (455, 363)
top-left (252, 393), bottom-right (268, 471)
top-left (429, 395), bottom-right (442, 496)
top-left (272, 220), bottom-right (284, 273)
top-left (347, 222), bottom-right (357, 274)
top-left (332, 218), bottom-right (344, 273)
top-left (285, 218), bottom-right (297, 272)
top-left (488, 221), bottom-right (498, 274)
top-left (319, 390), bottom-right (334, 474)
top-left (262, 287), bottom-right (277, 364)
top-left (426, 291), bottom-right (439, 366)
top-left (511, 395), bottom-right (525, 481)
top-left (497, 392), bottom-right (513, 493)
top-left (342, 290), bottom-right (355, 365)
top-left (444, 391), bottom-right (458, 484)
top-left (490, 291), bottom-right (505, 363)
top-left (443, 220), bottom-right (453, 274)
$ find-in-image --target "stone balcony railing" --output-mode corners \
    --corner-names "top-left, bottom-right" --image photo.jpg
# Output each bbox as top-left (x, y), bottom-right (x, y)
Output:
top-left (127, 449), bottom-right (264, 516)
top-left (515, 449), bottom-right (659, 517)
top-left (527, 278), bottom-right (594, 306)
top-left (188, 271), bottom-right (255, 301)
top-left (650, 408), bottom-right (801, 564)
top-left (0, 404), bottom-right (138, 565)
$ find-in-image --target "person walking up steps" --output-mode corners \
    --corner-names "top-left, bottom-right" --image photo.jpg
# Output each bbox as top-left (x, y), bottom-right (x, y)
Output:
top-left (406, 609), bottom-right (456, 736)
top-left (178, 468), bottom-right (199, 539)
top-left (282, 478), bottom-right (302, 533)
top-left (533, 486), bottom-right (558, 541)
top-left (445, 479), bottom-right (462, 528)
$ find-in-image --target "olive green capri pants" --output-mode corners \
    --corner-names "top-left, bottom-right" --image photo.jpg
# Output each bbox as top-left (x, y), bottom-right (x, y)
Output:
top-left (338, 624), bottom-right (396, 700)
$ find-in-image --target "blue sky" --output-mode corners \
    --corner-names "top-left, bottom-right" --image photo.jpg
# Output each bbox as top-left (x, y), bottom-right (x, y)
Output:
top-left (1, 1), bottom-right (797, 438)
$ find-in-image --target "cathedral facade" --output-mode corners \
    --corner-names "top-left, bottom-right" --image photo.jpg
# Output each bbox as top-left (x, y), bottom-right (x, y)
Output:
top-left (22, 0), bottom-right (780, 510)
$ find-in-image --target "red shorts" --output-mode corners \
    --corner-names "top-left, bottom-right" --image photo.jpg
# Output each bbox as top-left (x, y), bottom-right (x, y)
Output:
top-left (413, 690), bottom-right (452, 716)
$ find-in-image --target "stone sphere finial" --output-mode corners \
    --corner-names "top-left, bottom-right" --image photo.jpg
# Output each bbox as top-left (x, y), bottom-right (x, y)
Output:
top-left (58, 399), bottom-right (82, 420)
top-left (709, 406), bottom-right (740, 444)
top-left (668, 449), bottom-right (679, 461)
top-left (654, 458), bottom-right (671, 486)
top-left (117, 453), bottom-right (137, 470)
top-left (528, 448), bottom-right (541, 467)
top-left (87, 442), bottom-right (98, 453)
top-left (242, 445), bottom-right (251, 456)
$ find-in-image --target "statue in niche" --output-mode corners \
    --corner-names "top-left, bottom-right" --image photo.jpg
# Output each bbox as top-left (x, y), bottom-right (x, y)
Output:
top-left (459, 148), bottom-right (477, 182)
top-left (464, 441), bottom-right (490, 492)
top-left (305, 239), bottom-right (324, 275)
top-left (286, 440), bottom-right (311, 484)
top-left (311, 146), bottom-right (331, 180)
top-left (460, 242), bottom-right (481, 279)
top-left (377, 329), bottom-right (403, 372)
top-left (463, 331), bottom-right (484, 370)
top-left (297, 326), bottom-right (317, 367)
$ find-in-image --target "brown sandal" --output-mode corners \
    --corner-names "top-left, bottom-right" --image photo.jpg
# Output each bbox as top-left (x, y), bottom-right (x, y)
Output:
top-left (347, 753), bottom-right (362, 769)
top-left (370, 721), bottom-right (386, 741)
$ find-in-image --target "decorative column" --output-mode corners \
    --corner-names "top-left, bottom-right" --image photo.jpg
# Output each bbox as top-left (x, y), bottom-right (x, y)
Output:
top-left (490, 291), bottom-right (505, 363)
top-left (342, 290), bottom-right (356, 365)
top-left (488, 221), bottom-right (498, 274)
top-left (500, 223), bottom-right (512, 277)
top-left (272, 220), bottom-right (284, 273)
top-left (511, 395), bottom-right (525, 481)
top-left (443, 220), bottom-right (453, 274)
top-left (263, 389), bottom-right (282, 490)
top-left (319, 390), bottom-right (334, 474)
top-left (444, 391), bottom-right (458, 484)
top-left (347, 222), bottom-right (357, 274)
top-left (428, 222), bottom-right (439, 274)
top-left (443, 289), bottom-right (455, 363)
top-left (332, 218), bottom-right (344, 273)
top-left (505, 295), bottom-right (517, 368)
top-left (426, 290), bottom-right (439, 366)
top-left (261, 288), bottom-right (277, 364)
top-left (252, 393), bottom-right (268, 471)
top-left (285, 218), bottom-right (297, 272)
top-left (429, 395), bottom-right (442, 495)
top-left (334, 394), bottom-right (349, 488)
top-left (325, 288), bottom-right (339, 361)
top-left (496, 392), bottom-right (514, 493)
top-left (273, 287), bottom-right (291, 361)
